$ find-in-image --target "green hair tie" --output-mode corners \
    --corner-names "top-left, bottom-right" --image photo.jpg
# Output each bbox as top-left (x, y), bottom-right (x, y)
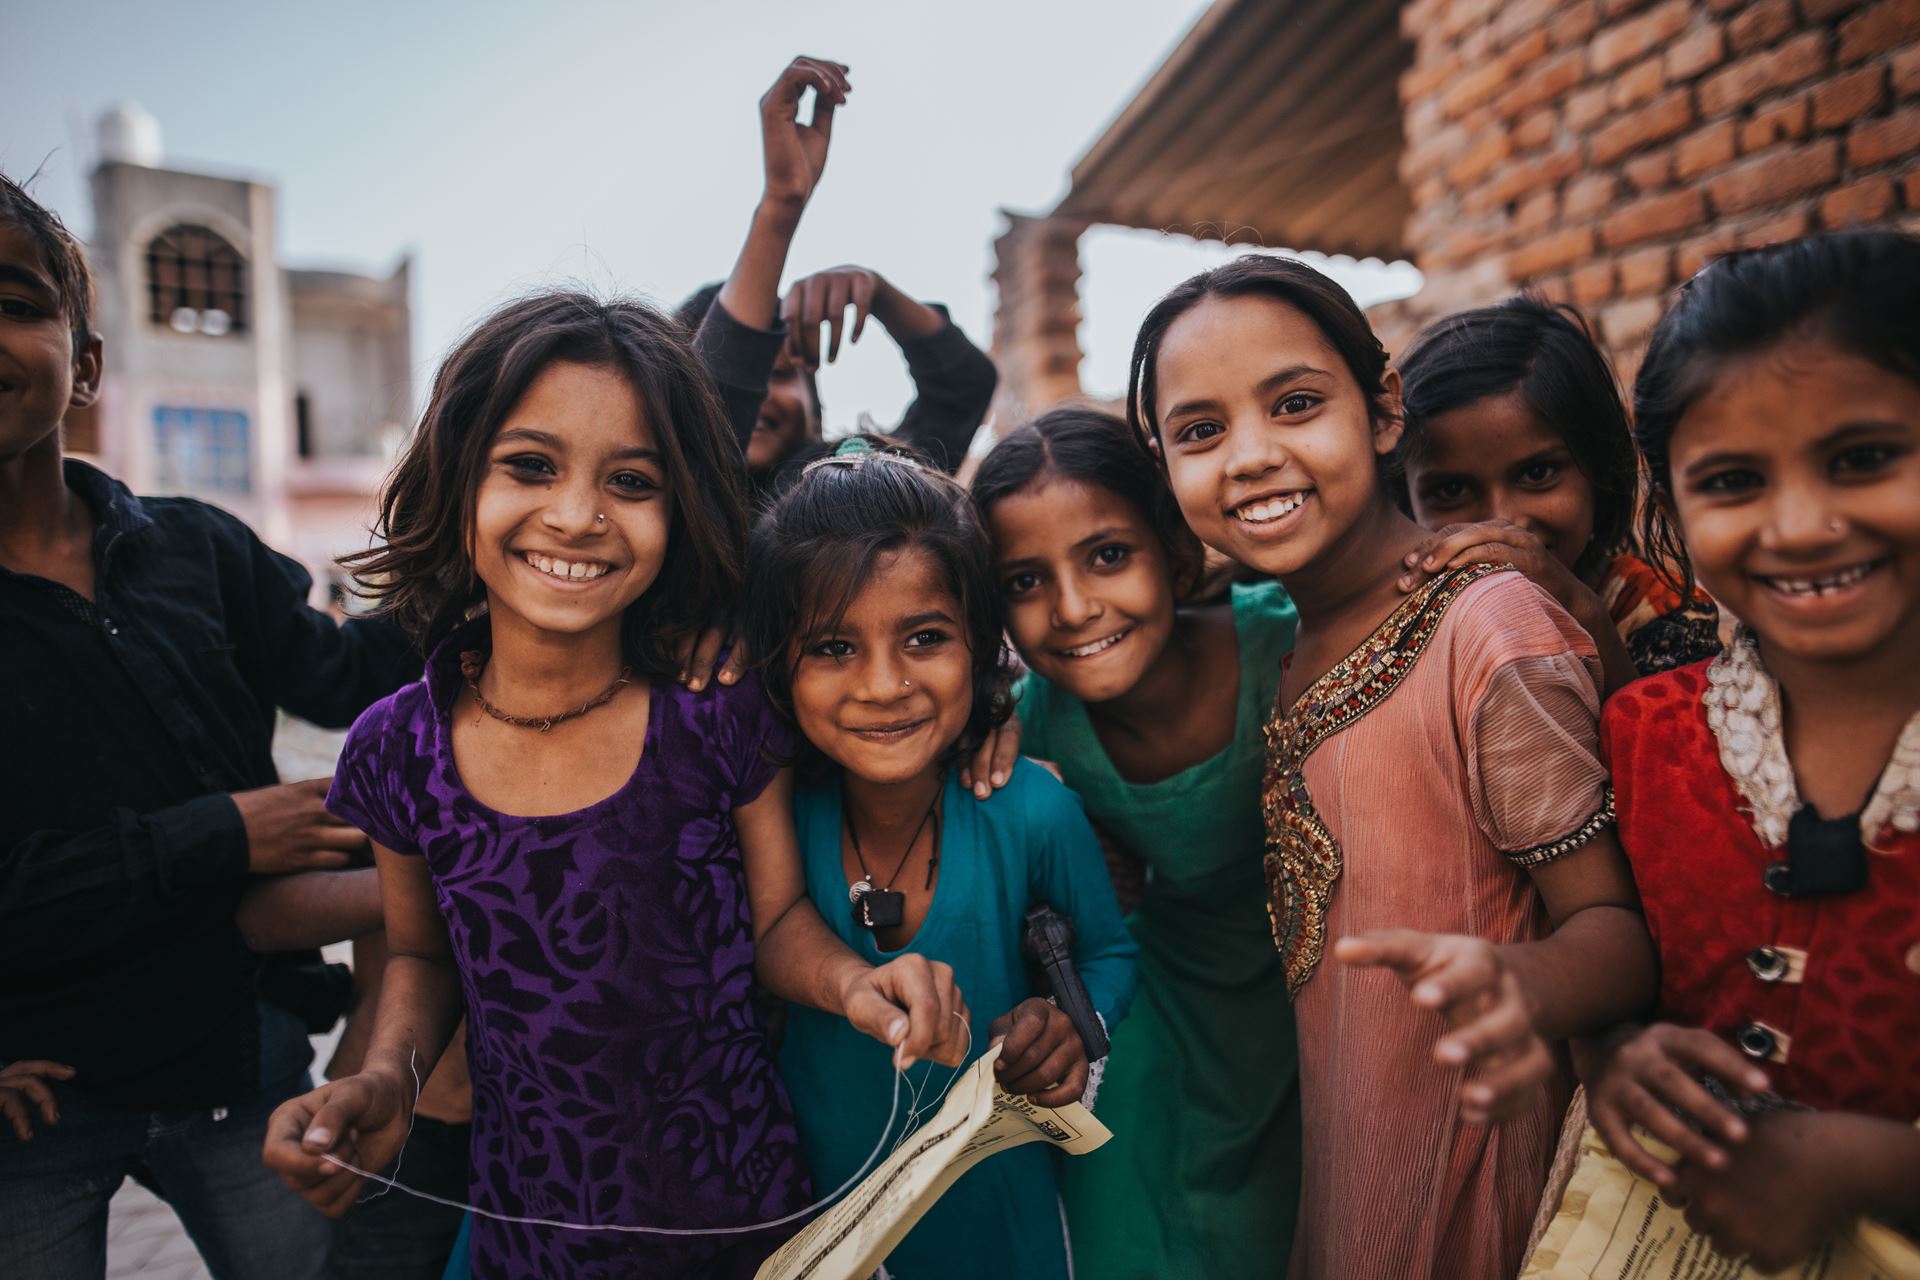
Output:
top-left (833, 437), bottom-right (877, 459)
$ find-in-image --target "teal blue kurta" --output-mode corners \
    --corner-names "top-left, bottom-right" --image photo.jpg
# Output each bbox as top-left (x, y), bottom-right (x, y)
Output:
top-left (1019, 581), bottom-right (1303, 1279)
top-left (780, 761), bottom-right (1138, 1280)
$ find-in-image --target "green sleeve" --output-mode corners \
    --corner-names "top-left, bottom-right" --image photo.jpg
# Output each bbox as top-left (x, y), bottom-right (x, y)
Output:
top-left (1231, 580), bottom-right (1300, 710)
top-left (1021, 763), bottom-right (1139, 1030)
top-left (1011, 671), bottom-right (1057, 765)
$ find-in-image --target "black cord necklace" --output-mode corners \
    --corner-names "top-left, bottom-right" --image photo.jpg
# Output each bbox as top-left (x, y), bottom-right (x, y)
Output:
top-left (844, 792), bottom-right (942, 930)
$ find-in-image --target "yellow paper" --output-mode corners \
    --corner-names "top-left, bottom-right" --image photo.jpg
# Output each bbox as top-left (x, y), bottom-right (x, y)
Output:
top-left (754, 1044), bottom-right (1112, 1280)
top-left (1523, 1126), bottom-right (1920, 1280)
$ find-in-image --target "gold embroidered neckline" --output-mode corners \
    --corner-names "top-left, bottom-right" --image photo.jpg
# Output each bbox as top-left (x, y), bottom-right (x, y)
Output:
top-left (1261, 563), bottom-right (1504, 996)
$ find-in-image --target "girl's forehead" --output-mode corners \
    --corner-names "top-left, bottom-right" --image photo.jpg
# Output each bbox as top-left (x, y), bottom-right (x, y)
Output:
top-left (504, 361), bottom-right (655, 450)
top-left (1158, 294), bottom-right (1351, 390)
top-left (989, 476), bottom-right (1150, 547)
top-left (1678, 340), bottom-right (1920, 448)
top-left (806, 544), bottom-right (963, 634)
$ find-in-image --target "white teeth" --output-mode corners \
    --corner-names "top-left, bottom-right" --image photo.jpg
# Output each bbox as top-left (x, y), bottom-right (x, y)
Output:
top-left (1763, 562), bottom-right (1877, 595)
top-left (1235, 493), bottom-right (1307, 524)
top-left (523, 552), bottom-right (608, 582)
top-left (1062, 631), bottom-right (1129, 659)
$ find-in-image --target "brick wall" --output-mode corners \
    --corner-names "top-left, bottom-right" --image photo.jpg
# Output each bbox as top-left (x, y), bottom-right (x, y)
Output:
top-left (1393, 0), bottom-right (1920, 377)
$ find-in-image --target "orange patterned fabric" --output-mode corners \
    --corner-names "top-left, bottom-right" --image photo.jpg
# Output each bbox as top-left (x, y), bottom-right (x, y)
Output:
top-left (1596, 551), bottom-right (1721, 675)
top-left (1263, 567), bottom-right (1613, 1280)
top-left (1605, 665), bottom-right (1920, 1119)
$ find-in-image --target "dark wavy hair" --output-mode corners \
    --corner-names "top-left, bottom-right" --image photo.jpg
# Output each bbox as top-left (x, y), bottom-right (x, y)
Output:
top-left (1, 169), bottom-right (94, 358)
top-left (1126, 254), bottom-right (1396, 458)
top-left (971, 404), bottom-right (1206, 598)
top-left (744, 437), bottom-right (1013, 779)
top-left (1394, 295), bottom-right (1638, 582)
top-left (343, 291), bottom-right (748, 678)
top-left (1635, 228), bottom-right (1920, 594)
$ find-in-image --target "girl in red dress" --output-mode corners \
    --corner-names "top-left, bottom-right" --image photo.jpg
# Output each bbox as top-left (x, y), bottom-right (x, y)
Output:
top-left (1587, 229), bottom-right (1920, 1271)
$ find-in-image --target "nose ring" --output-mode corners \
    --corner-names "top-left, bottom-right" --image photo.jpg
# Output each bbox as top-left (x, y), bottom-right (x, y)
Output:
top-left (1827, 516), bottom-right (1844, 534)
top-left (902, 679), bottom-right (911, 691)
top-left (595, 513), bottom-right (606, 525)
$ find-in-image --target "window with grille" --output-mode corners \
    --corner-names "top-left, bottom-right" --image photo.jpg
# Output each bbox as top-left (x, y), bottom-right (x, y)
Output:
top-left (145, 225), bottom-right (248, 336)
top-left (153, 406), bottom-right (251, 492)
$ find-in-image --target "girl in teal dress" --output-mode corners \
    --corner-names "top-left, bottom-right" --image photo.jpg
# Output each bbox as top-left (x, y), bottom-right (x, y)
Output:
top-left (972, 407), bottom-right (1302, 1278)
top-left (743, 438), bottom-right (1138, 1280)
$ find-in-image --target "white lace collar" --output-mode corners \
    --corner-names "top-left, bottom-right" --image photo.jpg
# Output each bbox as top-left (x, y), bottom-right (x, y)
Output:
top-left (1702, 628), bottom-right (1920, 849)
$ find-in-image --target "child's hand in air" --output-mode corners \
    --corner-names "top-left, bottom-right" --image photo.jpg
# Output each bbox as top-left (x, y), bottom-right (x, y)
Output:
top-left (1586, 1021), bottom-right (1769, 1187)
top-left (959, 712), bottom-right (1024, 800)
top-left (1668, 1110), bottom-right (1864, 1271)
top-left (1336, 929), bottom-right (1555, 1124)
top-left (989, 998), bottom-right (1089, 1107)
top-left (1398, 519), bottom-right (1595, 615)
top-left (0, 1059), bottom-right (74, 1141)
top-left (838, 955), bottom-right (970, 1070)
top-left (261, 1070), bottom-right (414, 1216)
top-left (758, 57), bottom-right (850, 218)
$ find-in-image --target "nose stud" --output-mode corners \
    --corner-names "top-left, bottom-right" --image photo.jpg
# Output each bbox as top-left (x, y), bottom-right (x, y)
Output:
top-left (902, 679), bottom-right (912, 691)
top-left (1828, 516), bottom-right (1845, 535)
top-left (595, 513), bottom-right (606, 525)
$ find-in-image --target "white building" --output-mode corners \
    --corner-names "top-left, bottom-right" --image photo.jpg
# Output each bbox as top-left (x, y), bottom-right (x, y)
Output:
top-left (72, 104), bottom-right (411, 606)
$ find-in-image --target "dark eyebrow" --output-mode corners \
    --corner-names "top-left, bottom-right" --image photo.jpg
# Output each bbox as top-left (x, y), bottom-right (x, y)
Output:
top-left (1163, 365), bottom-right (1332, 421)
top-left (1680, 449), bottom-right (1761, 480)
top-left (1072, 525), bottom-right (1136, 552)
top-left (1817, 420), bottom-right (1911, 448)
top-left (494, 427), bottom-right (660, 463)
top-left (0, 263), bottom-right (57, 299)
top-left (900, 610), bottom-right (957, 630)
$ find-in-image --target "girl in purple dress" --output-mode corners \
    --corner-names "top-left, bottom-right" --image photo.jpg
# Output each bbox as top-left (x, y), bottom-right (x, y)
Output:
top-left (258, 286), bottom-right (970, 1280)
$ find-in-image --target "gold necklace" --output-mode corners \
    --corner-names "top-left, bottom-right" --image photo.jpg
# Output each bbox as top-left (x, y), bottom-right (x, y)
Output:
top-left (458, 650), bottom-right (632, 733)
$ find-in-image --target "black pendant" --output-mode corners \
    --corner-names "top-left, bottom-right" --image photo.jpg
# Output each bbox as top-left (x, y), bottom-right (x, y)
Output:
top-left (854, 887), bottom-right (905, 930)
top-left (1774, 803), bottom-right (1870, 897)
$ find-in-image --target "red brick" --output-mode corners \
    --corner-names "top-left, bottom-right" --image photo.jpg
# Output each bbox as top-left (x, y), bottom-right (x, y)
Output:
top-left (1612, 57), bottom-right (1667, 111)
top-left (1591, 91), bottom-right (1697, 165)
top-left (1565, 84), bottom-right (1613, 130)
top-left (1507, 225), bottom-right (1598, 277)
top-left (1602, 0), bottom-right (1655, 19)
top-left (1570, 260), bottom-right (1617, 304)
top-left (1513, 106), bottom-right (1558, 150)
top-left (1441, 0), bottom-right (1503, 40)
top-left (1600, 294), bottom-right (1665, 346)
top-left (1551, 0), bottom-right (1600, 48)
top-left (1738, 205), bottom-right (1813, 246)
top-left (1590, 0), bottom-right (1693, 75)
top-left (1675, 119), bottom-right (1739, 177)
top-left (1838, 0), bottom-right (1920, 66)
top-left (1904, 170), bottom-right (1920, 209)
top-left (1738, 95), bottom-right (1812, 152)
top-left (1514, 189), bottom-right (1559, 233)
top-left (1485, 143), bottom-right (1587, 205)
top-left (1492, 0), bottom-right (1561, 49)
top-left (1665, 24), bottom-right (1728, 83)
top-left (1708, 138), bottom-right (1842, 215)
top-left (1460, 20), bottom-right (1499, 64)
top-left (1533, 273), bottom-right (1574, 304)
top-left (1401, 122), bottom-right (1468, 181)
top-left (1497, 48), bottom-right (1588, 118)
top-left (1699, 32), bottom-right (1832, 119)
top-left (1890, 47), bottom-right (1920, 99)
top-left (1401, 50), bottom-right (1462, 102)
top-left (1450, 130), bottom-right (1514, 185)
top-left (1433, 224), bottom-right (1511, 266)
top-left (1601, 188), bottom-right (1708, 247)
top-left (1565, 172), bottom-right (1622, 219)
top-left (1814, 66), bottom-right (1891, 129)
top-left (1821, 176), bottom-right (1898, 225)
top-left (1413, 173), bottom-right (1449, 208)
top-left (1676, 227), bottom-right (1739, 276)
top-left (1625, 146), bottom-right (1676, 190)
top-left (1617, 245), bottom-right (1675, 293)
top-left (1727, 0), bottom-right (1793, 55)
top-left (1799, 0), bottom-right (1866, 17)
top-left (1442, 55), bottom-right (1512, 118)
top-left (1848, 107), bottom-right (1920, 167)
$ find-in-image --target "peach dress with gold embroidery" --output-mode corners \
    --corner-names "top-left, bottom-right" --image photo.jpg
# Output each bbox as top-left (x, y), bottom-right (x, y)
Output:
top-left (1263, 566), bottom-right (1613, 1280)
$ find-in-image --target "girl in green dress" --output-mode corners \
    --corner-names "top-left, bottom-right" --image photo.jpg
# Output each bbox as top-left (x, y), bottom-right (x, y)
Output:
top-left (972, 407), bottom-right (1302, 1278)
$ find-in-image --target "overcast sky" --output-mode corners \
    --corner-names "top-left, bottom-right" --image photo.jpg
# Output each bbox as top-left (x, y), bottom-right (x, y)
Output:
top-left (4, 0), bottom-right (1419, 426)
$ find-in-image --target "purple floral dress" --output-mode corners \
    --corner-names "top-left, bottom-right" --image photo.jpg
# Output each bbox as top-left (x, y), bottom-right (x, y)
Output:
top-left (327, 629), bottom-right (810, 1279)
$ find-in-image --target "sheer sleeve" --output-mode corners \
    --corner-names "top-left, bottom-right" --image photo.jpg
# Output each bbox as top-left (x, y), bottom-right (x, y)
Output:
top-left (1454, 577), bottom-right (1613, 867)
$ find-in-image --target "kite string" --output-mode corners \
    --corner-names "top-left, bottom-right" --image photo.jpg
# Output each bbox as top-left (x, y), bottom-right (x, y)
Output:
top-left (318, 1017), bottom-right (974, 1237)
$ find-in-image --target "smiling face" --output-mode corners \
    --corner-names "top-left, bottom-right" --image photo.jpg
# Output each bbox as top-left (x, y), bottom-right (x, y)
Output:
top-left (749, 346), bottom-right (816, 471)
top-left (0, 223), bottom-right (99, 462)
top-left (1152, 294), bottom-right (1401, 580)
top-left (469, 360), bottom-right (672, 643)
top-left (1667, 338), bottom-right (1920, 665)
top-left (1405, 390), bottom-right (1597, 573)
top-left (988, 475), bottom-right (1178, 704)
top-left (788, 545), bottom-right (975, 787)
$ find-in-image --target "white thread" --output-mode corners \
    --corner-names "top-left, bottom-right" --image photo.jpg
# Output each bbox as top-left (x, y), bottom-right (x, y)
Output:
top-left (319, 1016), bottom-right (971, 1236)
top-left (357, 1047), bottom-right (421, 1205)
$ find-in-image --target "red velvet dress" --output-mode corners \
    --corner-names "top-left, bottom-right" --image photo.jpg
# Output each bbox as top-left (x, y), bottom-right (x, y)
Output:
top-left (1603, 662), bottom-right (1920, 1120)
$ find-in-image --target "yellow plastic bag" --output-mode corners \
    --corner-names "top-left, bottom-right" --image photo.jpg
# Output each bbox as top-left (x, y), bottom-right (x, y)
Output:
top-left (1522, 1125), bottom-right (1920, 1280)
